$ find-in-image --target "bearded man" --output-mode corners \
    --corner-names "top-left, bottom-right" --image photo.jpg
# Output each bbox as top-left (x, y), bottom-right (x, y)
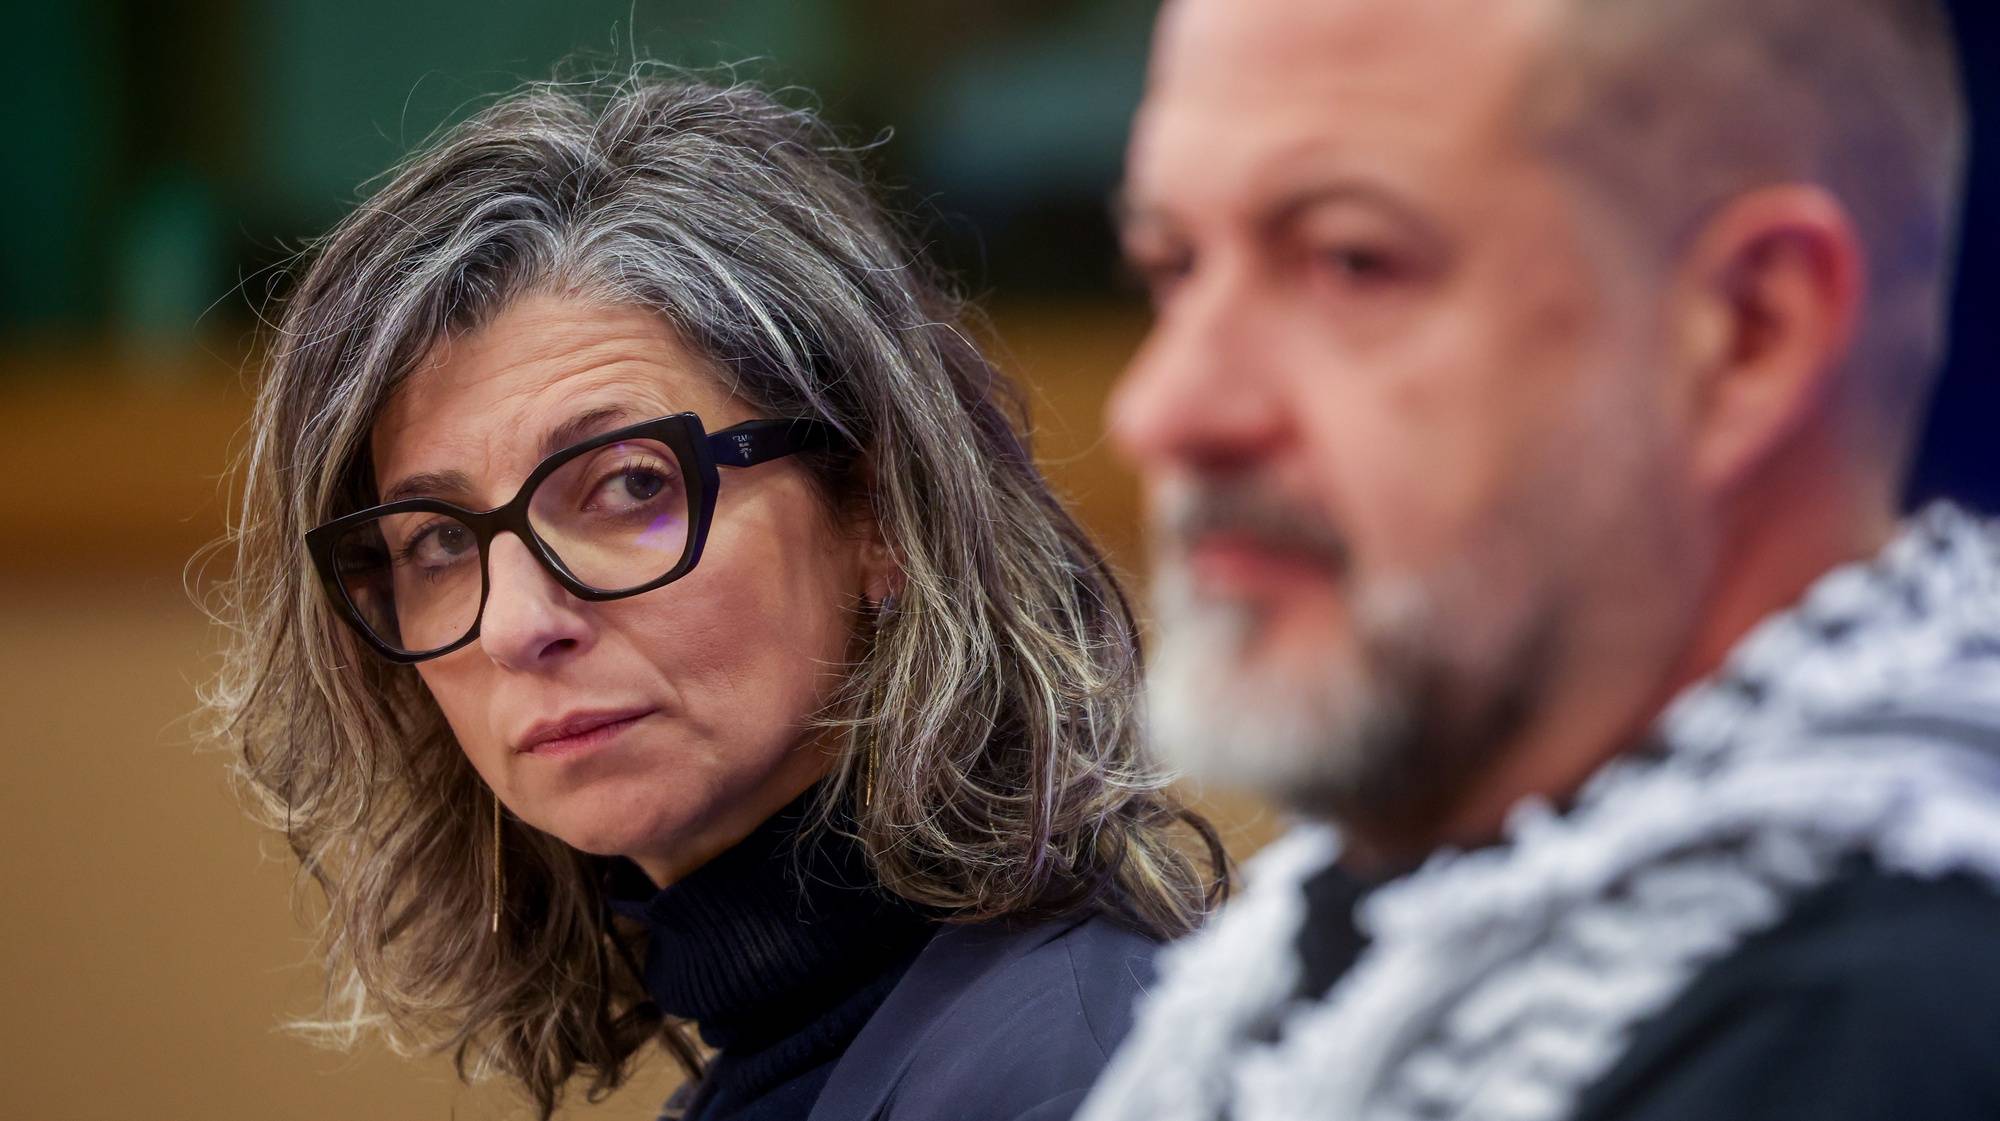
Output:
top-left (1081, 2), bottom-right (2000, 1119)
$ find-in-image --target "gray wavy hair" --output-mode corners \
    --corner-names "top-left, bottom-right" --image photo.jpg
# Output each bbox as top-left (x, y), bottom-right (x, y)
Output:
top-left (201, 71), bottom-right (1227, 1118)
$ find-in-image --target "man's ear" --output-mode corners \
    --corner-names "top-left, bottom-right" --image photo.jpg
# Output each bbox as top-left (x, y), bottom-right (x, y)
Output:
top-left (1668, 184), bottom-right (1866, 494)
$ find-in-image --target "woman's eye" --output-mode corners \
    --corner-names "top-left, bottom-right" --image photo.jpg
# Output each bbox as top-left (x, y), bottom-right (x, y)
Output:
top-left (403, 521), bottom-right (476, 570)
top-left (618, 470), bottom-right (665, 502)
top-left (588, 463), bottom-right (677, 511)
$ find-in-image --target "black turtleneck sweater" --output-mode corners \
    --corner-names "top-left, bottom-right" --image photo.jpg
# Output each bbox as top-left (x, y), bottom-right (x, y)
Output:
top-left (605, 794), bottom-right (939, 1121)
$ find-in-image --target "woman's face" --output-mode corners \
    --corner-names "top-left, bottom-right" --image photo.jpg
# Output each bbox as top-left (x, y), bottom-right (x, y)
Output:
top-left (371, 294), bottom-right (884, 885)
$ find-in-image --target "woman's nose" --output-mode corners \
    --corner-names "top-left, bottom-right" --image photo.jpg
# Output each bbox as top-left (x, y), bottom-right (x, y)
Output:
top-left (477, 533), bottom-right (594, 670)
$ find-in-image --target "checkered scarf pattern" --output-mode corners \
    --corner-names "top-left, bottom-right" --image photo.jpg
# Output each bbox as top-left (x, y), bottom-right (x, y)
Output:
top-left (1081, 504), bottom-right (2000, 1121)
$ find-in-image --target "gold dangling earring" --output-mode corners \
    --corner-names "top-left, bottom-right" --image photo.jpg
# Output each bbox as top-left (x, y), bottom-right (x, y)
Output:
top-left (860, 590), bottom-right (897, 813)
top-left (861, 731), bottom-right (878, 812)
top-left (489, 789), bottom-right (504, 935)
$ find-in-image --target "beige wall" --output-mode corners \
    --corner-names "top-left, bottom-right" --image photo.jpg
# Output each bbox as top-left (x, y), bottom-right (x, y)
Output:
top-left (0, 310), bottom-right (1280, 1121)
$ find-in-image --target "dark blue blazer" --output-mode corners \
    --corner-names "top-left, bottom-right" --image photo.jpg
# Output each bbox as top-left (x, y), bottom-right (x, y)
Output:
top-left (804, 913), bottom-right (1159, 1121)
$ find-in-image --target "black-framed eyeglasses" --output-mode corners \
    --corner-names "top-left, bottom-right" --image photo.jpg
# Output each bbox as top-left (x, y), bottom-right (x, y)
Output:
top-left (306, 412), bottom-right (831, 663)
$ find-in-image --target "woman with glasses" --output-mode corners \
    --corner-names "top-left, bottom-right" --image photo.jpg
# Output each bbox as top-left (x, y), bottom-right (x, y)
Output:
top-left (203, 74), bottom-right (1225, 1121)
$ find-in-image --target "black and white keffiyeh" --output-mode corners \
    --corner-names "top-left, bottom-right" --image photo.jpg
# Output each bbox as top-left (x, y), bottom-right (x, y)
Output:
top-left (1081, 503), bottom-right (2000, 1121)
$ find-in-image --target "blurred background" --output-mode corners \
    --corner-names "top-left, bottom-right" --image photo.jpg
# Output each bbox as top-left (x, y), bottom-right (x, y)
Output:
top-left (0, 2), bottom-right (1992, 1119)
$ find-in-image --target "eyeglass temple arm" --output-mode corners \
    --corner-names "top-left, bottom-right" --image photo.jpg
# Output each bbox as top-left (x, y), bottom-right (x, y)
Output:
top-left (706, 418), bottom-right (834, 468)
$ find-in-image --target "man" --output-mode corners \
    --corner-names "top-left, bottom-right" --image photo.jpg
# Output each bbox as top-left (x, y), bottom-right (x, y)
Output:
top-left (1081, 2), bottom-right (2000, 1120)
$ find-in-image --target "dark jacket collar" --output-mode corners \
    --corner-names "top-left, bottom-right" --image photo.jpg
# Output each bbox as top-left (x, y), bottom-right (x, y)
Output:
top-left (805, 913), bottom-right (1147, 1121)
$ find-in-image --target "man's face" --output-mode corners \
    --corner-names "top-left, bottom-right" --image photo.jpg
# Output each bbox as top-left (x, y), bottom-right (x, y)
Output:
top-left (1115, 0), bottom-right (1704, 825)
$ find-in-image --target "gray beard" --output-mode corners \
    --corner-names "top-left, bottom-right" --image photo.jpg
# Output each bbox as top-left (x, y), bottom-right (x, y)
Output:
top-left (1145, 563), bottom-right (1542, 827)
top-left (1145, 565), bottom-right (1423, 817)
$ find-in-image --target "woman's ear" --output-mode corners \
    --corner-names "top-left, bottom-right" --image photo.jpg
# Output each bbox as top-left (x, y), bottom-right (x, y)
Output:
top-left (842, 460), bottom-right (903, 606)
top-left (1668, 184), bottom-right (1866, 494)
top-left (859, 530), bottom-right (902, 606)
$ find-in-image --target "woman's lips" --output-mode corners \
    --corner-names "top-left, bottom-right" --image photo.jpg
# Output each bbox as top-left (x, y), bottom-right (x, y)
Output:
top-left (515, 708), bottom-right (656, 758)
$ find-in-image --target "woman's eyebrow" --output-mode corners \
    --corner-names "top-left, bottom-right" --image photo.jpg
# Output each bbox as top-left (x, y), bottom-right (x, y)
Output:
top-left (538, 404), bottom-right (640, 460)
top-left (380, 468), bottom-right (474, 505)
top-left (379, 406), bottom-right (644, 505)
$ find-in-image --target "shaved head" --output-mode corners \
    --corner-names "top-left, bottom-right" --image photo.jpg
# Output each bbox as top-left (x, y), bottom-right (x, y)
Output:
top-left (1528, 0), bottom-right (1967, 457)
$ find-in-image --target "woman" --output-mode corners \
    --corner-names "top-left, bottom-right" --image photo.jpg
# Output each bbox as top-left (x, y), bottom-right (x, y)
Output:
top-left (203, 72), bottom-right (1226, 1121)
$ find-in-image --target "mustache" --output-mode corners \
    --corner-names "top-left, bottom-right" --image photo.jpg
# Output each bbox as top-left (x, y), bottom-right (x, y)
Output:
top-left (1156, 480), bottom-right (1352, 572)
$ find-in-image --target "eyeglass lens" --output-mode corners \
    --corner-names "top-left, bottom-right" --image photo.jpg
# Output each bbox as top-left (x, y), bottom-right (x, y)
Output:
top-left (327, 437), bottom-right (694, 655)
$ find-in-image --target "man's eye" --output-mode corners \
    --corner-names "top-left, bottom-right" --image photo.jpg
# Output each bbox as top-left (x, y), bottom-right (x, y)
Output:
top-left (1314, 246), bottom-right (1400, 284)
top-left (1127, 253), bottom-right (1195, 302)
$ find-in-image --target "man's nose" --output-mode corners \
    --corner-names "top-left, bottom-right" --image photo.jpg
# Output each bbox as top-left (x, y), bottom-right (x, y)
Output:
top-left (1107, 266), bottom-right (1289, 478)
top-left (477, 534), bottom-right (594, 671)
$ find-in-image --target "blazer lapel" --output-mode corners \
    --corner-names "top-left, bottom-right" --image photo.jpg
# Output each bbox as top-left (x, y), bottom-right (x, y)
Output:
top-left (806, 916), bottom-right (1087, 1121)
